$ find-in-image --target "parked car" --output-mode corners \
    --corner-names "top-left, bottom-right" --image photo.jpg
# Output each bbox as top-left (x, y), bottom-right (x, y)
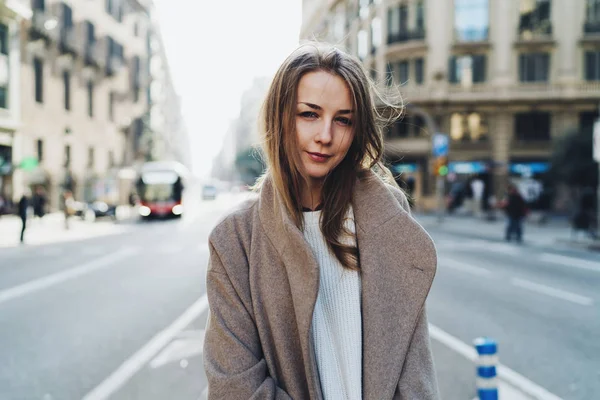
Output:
top-left (202, 184), bottom-right (217, 200)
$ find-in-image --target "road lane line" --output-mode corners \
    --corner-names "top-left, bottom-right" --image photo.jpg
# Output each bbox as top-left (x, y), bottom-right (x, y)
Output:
top-left (83, 295), bottom-right (209, 400)
top-left (428, 324), bottom-right (562, 400)
top-left (0, 248), bottom-right (137, 306)
top-left (442, 258), bottom-right (493, 276)
top-left (539, 253), bottom-right (600, 273)
top-left (511, 278), bottom-right (594, 306)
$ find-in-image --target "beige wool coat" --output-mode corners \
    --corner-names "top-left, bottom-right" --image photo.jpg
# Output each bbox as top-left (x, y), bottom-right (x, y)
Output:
top-left (203, 170), bottom-right (439, 399)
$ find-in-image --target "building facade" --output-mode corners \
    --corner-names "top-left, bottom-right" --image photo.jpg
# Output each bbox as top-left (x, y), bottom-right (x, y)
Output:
top-left (0, 0), bottom-right (31, 209)
top-left (301, 0), bottom-right (600, 210)
top-left (10, 0), bottom-right (151, 210)
top-left (146, 21), bottom-right (191, 170)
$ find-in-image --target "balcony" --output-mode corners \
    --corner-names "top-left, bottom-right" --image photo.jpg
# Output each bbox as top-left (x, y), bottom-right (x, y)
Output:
top-left (401, 81), bottom-right (600, 104)
top-left (515, 24), bottom-right (554, 49)
top-left (85, 42), bottom-right (106, 69)
top-left (59, 27), bottom-right (79, 56)
top-left (106, 55), bottom-right (124, 77)
top-left (29, 9), bottom-right (59, 43)
top-left (387, 28), bottom-right (425, 45)
top-left (582, 21), bottom-right (600, 43)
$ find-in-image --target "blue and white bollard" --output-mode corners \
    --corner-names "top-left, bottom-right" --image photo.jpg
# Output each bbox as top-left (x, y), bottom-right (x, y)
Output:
top-left (474, 337), bottom-right (498, 400)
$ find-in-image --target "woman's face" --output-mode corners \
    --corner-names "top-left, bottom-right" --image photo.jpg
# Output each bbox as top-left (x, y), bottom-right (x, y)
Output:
top-left (295, 70), bottom-right (355, 187)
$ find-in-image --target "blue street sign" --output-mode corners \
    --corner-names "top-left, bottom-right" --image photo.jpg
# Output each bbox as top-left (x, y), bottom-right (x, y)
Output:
top-left (432, 133), bottom-right (449, 157)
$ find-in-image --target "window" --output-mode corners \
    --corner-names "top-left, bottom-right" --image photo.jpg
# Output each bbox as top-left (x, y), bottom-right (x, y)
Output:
top-left (387, 5), bottom-right (408, 43)
top-left (88, 147), bottom-right (94, 168)
top-left (398, 61), bottom-right (409, 84)
top-left (514, 112), bottom-right (551, 141)
top-left (519, 0), bottom-right (551, 36)
top-left (386, 62), bottom-right (394, 86)
top-left (587, 0), bottom-right (600, 22)
top-left (359, 0), bottom-right (370, 19)
top-left (61, 3), bottom-right (73, 30)
top-left (415, 58), bottom-right (424, 84)
top-left (585, 51), bottom-right (600, 81)
top-left (371, 17), bottom-right (381, 53)
top-left (109, 92), bottom-right (115, 121)
top-left (87, 81), bottom-right (94, 117)
top-left (36, 139), bottom-right (43, 162)
top-left (0, 23), bottom-right (8, 55)
top-left (450, 112), bottom-right (489, 141)
top-left (64, 145), bottom-right (71, 167)
top-left (358, 29), bottom-right (368, 60)
top-left (449, 54), bottom-right (486, 84)
top-left (454, 0), bottom-right (489, 41)
top-left (34, 57), bottom-right (43, 103)
top-left (580, 111), bottom-right (599, 136)
top-left (519, 53), bottom-right (550, 82)
top-left (63, 71), bottom-right (71, 110)
top-left (0, 25), bottom-right (7, 108)
top-left (416, 2), bottom-right (425, 31)
top-left (32, 0), bottom-right (45, 11)
top-left (390, 115), bottom-right (427, 138)
top-left (109, 150), bottom-right (115, 168)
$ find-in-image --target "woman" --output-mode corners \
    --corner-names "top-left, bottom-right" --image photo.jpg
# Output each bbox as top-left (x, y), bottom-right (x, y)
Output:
top-left (203, 43), bottom-right (439, 399)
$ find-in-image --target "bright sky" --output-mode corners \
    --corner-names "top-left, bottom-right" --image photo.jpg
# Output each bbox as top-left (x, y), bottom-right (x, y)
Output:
top-left (155, 0), bottom-right (303, 178)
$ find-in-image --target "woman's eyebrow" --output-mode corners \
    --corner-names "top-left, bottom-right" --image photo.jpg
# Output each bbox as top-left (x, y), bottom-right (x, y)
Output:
top-left (298, 102), bottom-right (353, 114)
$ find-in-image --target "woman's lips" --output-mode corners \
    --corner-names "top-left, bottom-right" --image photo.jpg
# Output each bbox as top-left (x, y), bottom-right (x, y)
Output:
top-left (307, 152), bottom-right (331, 163)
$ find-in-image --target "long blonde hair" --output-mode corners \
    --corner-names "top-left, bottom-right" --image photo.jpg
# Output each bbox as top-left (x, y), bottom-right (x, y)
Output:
top-left (256, 42), bottom-right (403, 270)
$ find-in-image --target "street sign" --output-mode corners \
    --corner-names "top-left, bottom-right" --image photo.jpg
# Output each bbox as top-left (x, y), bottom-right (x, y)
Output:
top-left (594, 120), bottom-right (600, 162)
top-left (19, 156), bottom-right (38, 171)
top-left (432, 133), bottom-right (449, 157)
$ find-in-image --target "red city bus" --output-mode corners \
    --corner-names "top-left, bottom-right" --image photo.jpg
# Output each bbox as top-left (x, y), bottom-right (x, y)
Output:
top-left (135, 161), bottom-right (189, 219)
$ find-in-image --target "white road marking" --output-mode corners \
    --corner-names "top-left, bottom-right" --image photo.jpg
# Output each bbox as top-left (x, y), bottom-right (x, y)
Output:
top-left (539, 253), bottom-right (600, 273)
top-left (149, 329), bottom-right (205, 369)
top-left (0, 248), bottom-right (137, 306)
top-left (511, 278), bottom-right (594, 306)
top-left (429, 324), bottom-right (562, 400)
top-left (83, 295), bottom-right (210, 400)
top-left (442, 258), bottom-right (493, 276)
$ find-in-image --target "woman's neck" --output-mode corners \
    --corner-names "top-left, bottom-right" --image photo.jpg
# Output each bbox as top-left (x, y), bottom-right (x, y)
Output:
top-left (301, 181), bottom-right (323, 211)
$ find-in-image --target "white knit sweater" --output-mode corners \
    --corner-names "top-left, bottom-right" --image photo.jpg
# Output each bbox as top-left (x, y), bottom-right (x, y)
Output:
top-left (303, 209), bottom-right (362, 400)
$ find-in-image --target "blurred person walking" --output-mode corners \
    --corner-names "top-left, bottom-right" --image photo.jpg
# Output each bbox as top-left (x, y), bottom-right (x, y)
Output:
top-left (32, 186), bottom-right (47, 221)
top-left (62, 190), bottom-right (75, 230)
top-left (17, 191), bottom-right (30, 244)
top-left (500, 183), bottom-right (528, 243)
top-left (203, 43), bottom-right (439, 399)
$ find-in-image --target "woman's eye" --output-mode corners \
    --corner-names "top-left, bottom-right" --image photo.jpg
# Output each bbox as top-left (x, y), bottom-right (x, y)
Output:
top-left (336, 117), bottom-right (352, 126)
top-left (300, 111), bottom-right (318, 119)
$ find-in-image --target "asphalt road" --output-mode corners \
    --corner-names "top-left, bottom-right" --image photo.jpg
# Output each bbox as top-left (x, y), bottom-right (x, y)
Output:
top-left (1, 194), bottom-right (598, 400)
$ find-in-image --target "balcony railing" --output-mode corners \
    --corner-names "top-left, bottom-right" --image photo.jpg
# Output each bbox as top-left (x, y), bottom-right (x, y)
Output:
top-left (85, 42), bottom-right (106, 69)
top-left (59, 27), bottom-right (79, 55)
top-left (29, 10), bottom-right (59, 42)
top-left (583, 21), bottom-right (600, 35)
top-left (387, 28), bottom-right (425, 45)
top-left (106, 55), bottom-right (124, 76)
top-left (517, 23), bottom-right (553, 41)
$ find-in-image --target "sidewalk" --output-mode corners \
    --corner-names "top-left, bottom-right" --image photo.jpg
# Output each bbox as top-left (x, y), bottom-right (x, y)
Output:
top-left (0, 211), bottom-right (133, 248)
top-left (416, 211), bottom-right (600, 251)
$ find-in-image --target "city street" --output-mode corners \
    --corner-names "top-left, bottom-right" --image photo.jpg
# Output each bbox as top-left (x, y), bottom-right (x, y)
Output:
top-left (0, 193), bottom-right (598, 400)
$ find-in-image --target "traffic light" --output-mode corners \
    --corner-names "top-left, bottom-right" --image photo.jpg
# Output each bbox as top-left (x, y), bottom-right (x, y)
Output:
top-left (434, 156), bottom-right (449, 177)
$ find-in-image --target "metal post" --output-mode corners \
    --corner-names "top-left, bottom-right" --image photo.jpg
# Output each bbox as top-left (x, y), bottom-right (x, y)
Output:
top-left (474, 337), bottom-right (498, 400)
top-left (596, 105), bottom-right (600, 239)
top-left (436, 175), bottom-right (444, 223)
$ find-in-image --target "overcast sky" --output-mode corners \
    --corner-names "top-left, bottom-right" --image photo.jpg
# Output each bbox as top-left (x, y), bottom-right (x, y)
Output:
top-left (155, 0), bottom-right (303, 177)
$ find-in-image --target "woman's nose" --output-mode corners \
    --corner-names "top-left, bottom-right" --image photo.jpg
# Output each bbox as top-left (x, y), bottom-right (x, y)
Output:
top-left (316, 120), bottom-right (333, 144)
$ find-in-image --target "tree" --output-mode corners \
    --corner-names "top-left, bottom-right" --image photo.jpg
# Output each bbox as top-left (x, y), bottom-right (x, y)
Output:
top-left (235, 147), bottom-right (265, 186)
top-left (549, 128), bottom-right (598, 189)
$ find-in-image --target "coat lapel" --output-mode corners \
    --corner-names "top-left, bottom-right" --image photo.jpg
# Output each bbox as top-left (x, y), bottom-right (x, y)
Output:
top-left (257, 177), bottom-right (323, 399)
top-left (353, 171), bottom-right (437, 399)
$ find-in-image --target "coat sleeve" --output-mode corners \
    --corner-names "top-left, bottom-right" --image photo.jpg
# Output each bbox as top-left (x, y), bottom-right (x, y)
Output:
top-left (203, 243), bottom-right (292, 400)
top-left (395, 309), bottom-right (440, 399)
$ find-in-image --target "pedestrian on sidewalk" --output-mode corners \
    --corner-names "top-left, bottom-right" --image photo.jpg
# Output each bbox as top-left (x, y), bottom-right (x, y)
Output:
top-left (203, 43), bottom-right (439, 399)
top-left (62, 190), bottom-right (75, 230)
top-left (17, 191), bottom-right (30, 244)
top-left (499, 183), bottom-right (528, 243)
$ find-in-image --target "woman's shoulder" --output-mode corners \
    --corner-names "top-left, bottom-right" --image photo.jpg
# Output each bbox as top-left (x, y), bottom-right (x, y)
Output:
top-left (383, 183), bottom-right (411, 214)
top-left (209, 196), bottom-right (258, 247)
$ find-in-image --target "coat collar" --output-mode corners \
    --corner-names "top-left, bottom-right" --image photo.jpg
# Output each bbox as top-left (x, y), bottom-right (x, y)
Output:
top-left (257, 170), bottom-right (437, 399)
